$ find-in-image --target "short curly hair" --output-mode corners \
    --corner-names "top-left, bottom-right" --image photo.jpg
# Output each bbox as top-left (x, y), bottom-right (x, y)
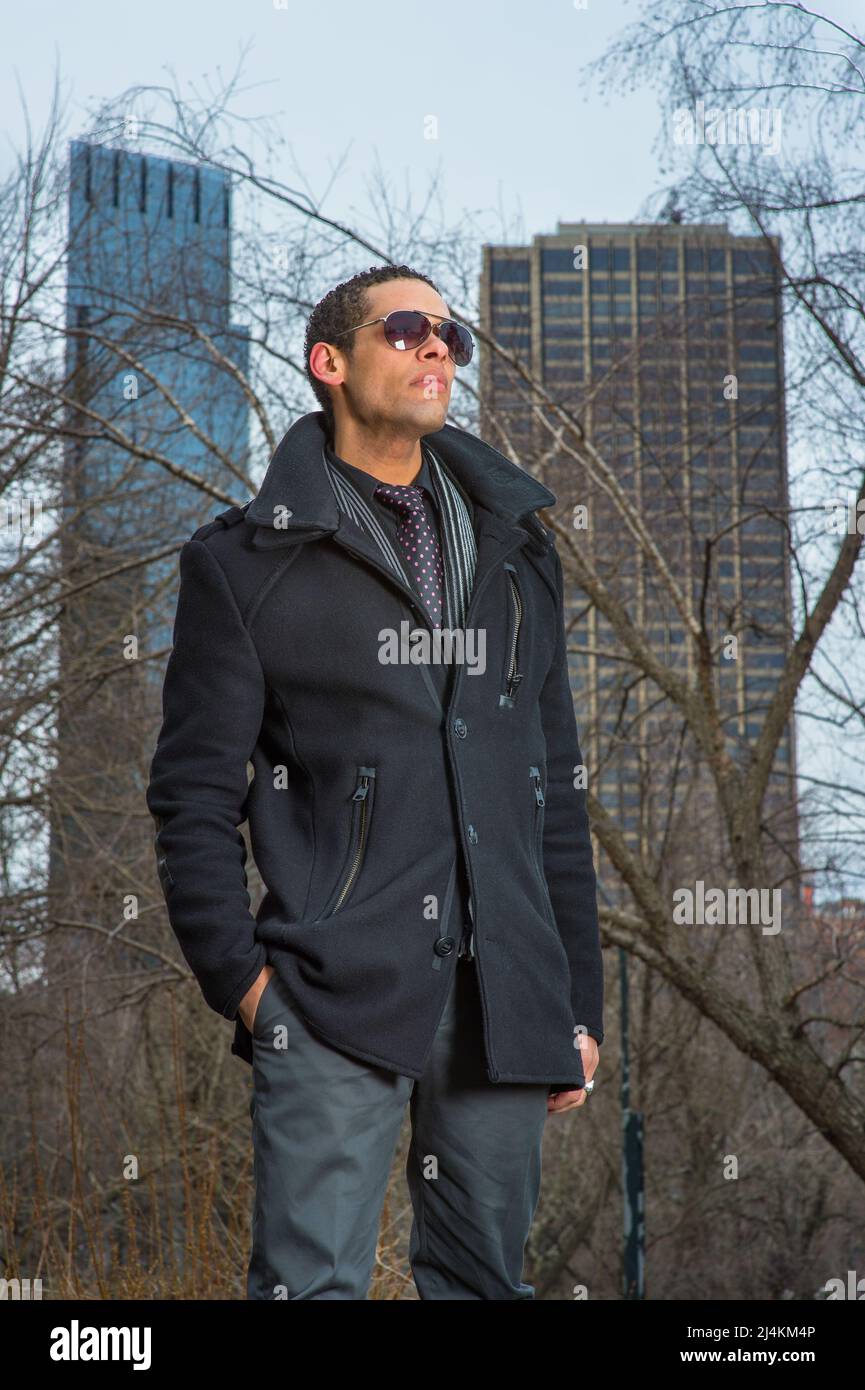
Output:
top-left (304, 264), bottom-right (442, 434)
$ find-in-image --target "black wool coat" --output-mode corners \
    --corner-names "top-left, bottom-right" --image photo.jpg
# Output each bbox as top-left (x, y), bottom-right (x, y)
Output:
top-left (146, 411), bottom-right (604, 1088)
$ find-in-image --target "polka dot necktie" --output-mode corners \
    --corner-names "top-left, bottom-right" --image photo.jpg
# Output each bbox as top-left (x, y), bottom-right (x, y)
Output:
top-left (373, 482), bottom-right (445, 627)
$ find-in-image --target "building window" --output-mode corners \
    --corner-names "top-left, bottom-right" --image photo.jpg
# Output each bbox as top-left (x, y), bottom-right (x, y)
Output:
top-left (733, 249), bottom-right (775, 275)
top-left (492, 258), bottom-right (530, 282)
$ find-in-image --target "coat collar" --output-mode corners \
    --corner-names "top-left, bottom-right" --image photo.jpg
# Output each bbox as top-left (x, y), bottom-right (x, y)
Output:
top-left (324, 435), bottom-right (438, 507)
top-left (245, 411), bottom-right (555, 550)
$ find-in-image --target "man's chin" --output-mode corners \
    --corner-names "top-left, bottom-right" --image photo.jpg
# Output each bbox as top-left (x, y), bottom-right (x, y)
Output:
top-left (407, 397), bottom-right (449, 434)
top-left (373, 396), bottom-right (449, 438)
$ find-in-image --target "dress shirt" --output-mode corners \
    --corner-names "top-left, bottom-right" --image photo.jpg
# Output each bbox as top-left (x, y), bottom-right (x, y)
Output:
top-left (324, 439), bottom-right (443, 610)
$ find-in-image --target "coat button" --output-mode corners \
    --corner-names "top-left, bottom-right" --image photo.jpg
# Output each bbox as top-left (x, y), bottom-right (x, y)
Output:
top-left (433, 936), bottom-right (456, 956)
top-left (453, 718), bottom-right (467, 737)
top-left (467, 824), bottom-right (478, 844)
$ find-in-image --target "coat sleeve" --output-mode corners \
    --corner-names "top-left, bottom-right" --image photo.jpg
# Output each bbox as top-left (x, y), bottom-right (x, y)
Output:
top-left (538, 543), bottom-right (604, 1048)
top-left (146, 538), bottom-right (268, 1020)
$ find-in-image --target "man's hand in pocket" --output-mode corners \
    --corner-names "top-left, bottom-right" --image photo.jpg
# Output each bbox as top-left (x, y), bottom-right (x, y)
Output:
top-left (238, 964), bottom-right (275, 1033)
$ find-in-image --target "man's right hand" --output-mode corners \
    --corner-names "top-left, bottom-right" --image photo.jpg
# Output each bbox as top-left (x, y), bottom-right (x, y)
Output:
top-left (238, 963), bottom-right (276, 1033)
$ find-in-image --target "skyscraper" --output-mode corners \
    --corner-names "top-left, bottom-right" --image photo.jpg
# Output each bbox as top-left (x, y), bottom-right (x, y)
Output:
top-left (64, 139), bottom-right (251, 650)
top-left (481, 221), bottom-right (798, 891)
top-left (47, 141), bottom-right (250, 996)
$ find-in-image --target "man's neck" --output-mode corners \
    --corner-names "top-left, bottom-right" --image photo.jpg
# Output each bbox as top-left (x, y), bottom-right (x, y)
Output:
top-left (330, 421), bottom-right (424, 487)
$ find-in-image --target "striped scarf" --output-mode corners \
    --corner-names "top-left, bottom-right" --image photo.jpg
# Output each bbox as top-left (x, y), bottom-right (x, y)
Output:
top-left (321, 442), bottom-right (478, 630)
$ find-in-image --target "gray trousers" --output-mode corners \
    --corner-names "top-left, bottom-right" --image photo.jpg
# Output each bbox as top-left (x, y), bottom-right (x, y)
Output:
top-left (246, 956), bottom-right (550, 1299)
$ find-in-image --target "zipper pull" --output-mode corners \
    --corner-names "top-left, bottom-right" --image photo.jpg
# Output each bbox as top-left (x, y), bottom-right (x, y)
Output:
top-left (506, 671), bottom-right (523, 697)
top-left (352, 774), bottom-right (371, 801)
top-left (530, 768), bottom-right (545, 806)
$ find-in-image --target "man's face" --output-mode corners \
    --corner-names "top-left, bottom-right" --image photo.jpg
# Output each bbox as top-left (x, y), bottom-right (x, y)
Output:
top-left (315, 279), bottom-right (456, 435)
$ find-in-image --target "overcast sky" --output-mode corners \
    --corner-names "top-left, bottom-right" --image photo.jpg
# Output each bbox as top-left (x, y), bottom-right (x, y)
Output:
top-left (6, 0), bottom-right (863, 893)
top-left (4, 0), bottom-right (670, 238)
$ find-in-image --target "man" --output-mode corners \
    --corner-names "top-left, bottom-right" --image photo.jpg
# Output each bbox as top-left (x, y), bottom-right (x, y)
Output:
top-left (146, 264), bottom-right (604, 1300)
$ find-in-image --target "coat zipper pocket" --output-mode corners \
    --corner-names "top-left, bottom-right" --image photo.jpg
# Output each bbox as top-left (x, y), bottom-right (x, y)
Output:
top-left (153, 816), bottom-right (176, 896)
top-left (318, 766), bottom-right (377, 919)
top-left (529, 764), bottom-right (556, 930)
top-left (156, 853), bottom-right (175, 895)
top-left (500, 563), bottom-right (524, 707)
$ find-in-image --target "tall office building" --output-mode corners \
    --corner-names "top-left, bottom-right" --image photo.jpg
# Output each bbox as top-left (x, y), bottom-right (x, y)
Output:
top-left (47, 141), bottom-right (250, 993)
top-left (63, 139), bottom-right (250, 650)
top-left (480, 222), bottom-right (798, 893)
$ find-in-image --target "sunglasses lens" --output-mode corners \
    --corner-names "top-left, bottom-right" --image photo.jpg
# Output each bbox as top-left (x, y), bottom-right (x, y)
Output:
top-left (383, 310), bottom-right (430, 351)
top-left (382, 311), bottom-right (474, 366)
top-left (439, 321), bottom-right (474, 366)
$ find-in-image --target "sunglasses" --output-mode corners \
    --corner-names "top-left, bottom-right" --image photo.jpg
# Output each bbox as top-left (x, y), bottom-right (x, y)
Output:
top-left (333, 309), bottom-right (474, 367)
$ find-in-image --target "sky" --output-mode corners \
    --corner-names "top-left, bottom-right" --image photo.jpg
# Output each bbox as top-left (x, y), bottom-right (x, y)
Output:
top-left (3, 0), bottom-right (665, 239)
top-left (5, 0), bottom-right (863, 896)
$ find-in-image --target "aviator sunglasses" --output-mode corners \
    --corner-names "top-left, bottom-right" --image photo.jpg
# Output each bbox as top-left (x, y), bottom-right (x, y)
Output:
top-left (333, 309), bottom-right (474, 366)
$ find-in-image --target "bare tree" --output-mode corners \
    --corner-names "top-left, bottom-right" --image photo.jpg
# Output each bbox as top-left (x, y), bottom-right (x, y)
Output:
top-left (2, 24), bottom-right (864, 1299)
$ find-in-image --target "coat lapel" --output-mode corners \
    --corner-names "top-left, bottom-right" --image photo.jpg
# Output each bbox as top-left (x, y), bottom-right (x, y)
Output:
top-left (243, 411), bottom-right (554, 626)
